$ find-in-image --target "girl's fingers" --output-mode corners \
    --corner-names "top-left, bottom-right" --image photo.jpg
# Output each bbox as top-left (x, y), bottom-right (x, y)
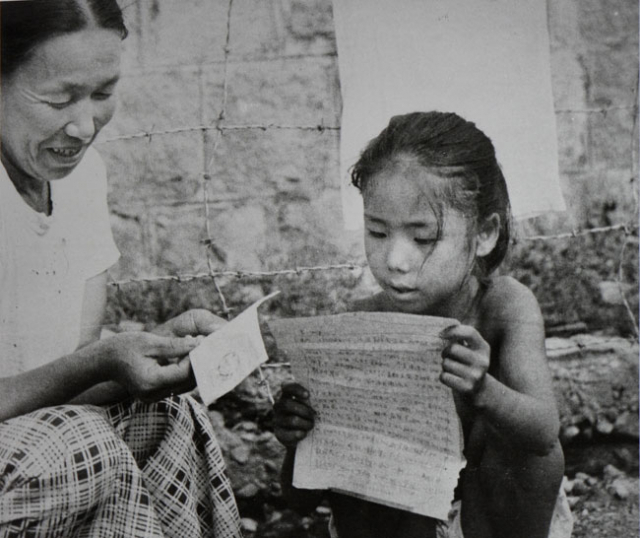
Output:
top-left (280, 382), bottom-right (310, 401)
top-left (440, 371), bottom-right (473, 393)
top-left (441, 325), bottom-right (488, 352)
top-left (441, 342), bottom-right (480, 366)
top-left (441, 357), bottom-right (472, 378)
top-left (274, 398), bottom-right (316, 421)
top-left (276, 414), bottom-right (314, 431)
top-left (275, 428), bottom-right (308, 446)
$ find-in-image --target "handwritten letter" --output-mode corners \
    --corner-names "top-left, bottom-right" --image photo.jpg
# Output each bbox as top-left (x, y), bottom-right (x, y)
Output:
top-left (269, 312), bottom-right (465, 520)
top-left (190, 291), bottom-right (279, 405)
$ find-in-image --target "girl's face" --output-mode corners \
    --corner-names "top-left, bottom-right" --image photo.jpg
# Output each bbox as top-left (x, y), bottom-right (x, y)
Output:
top-left (363, 162), bottom-right (479, 318)
top-left (0, 27), bottom-right (122, 183)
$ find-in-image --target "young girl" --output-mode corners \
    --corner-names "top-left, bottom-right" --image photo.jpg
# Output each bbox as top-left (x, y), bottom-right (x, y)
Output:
top-left (273, 111), bottom-right (573, 538)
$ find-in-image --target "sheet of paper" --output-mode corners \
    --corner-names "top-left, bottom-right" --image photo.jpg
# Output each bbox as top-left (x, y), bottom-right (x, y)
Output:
top-left (333, 0), bottom-right (565, 229)
top-left (190, 291), bottom-right (279, 405)
top-left (269, 312), bottom-right (466, 521)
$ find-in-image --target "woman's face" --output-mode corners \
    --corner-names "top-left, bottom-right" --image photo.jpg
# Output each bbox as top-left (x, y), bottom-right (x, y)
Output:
top-left (1, 27), bottom-right (122, 182)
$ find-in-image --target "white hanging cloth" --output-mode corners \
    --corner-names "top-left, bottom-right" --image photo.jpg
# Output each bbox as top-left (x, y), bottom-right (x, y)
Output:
top-left (333, 0), bottom-right (566, 230)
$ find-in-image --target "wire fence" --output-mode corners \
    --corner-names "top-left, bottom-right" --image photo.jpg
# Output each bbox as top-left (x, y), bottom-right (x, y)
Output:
top-left (104, 0), bottom-right (639, 358)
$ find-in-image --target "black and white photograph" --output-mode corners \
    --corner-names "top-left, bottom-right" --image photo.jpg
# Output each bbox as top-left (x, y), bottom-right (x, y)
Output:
top-left (0, 1), bottom-right (637, 537)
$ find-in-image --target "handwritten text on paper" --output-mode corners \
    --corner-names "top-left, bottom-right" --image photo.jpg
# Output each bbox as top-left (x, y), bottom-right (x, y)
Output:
top-left (269, 312), bottom-right (465, 520)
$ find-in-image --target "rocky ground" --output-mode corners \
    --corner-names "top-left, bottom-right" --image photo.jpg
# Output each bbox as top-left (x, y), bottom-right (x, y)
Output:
top-left (564, 444), bottom-right (638, 538)
top-left (232, 444), bottom-right (639, 538)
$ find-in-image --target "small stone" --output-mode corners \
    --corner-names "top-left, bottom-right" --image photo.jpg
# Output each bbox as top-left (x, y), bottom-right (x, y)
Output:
top-left (613, 447), bottom-right (635, 470)
top-left (236, 483), bottom-right (260, 498)
top-left (231, 444), bottom-right (251, 464)
top-left (562, 476), bottom-right (574, 494)
top-left (567, 495), bottom-right (580, 509)
top-left (614, 411), bottom-right (631, 429)
top-left (609, 479), bottom-right (630, 500)
top-left (561, 425), bottom-right (580, 442)
top-left (316, 506), bottom-right (332, 516)
top-left (571, 478), bottom-right (590, 496)
top-left (239, 432), bottom-right (258, 443)
top-left (241, 518), bottom-right (258, 532)
top-left (603, 464), bottom-right (624, 480)
top-left (596, 418), bottom-right (614, 435)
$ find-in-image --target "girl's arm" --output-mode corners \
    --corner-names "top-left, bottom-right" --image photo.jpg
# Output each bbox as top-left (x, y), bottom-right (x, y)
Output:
top-left (441, 277), bottom-right (559, 455)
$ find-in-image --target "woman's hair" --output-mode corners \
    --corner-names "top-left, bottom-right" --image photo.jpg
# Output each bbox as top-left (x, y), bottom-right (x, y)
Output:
top-left (351, 111), bottom-right (512, 276)
top-left (1, 0), bottom-right (128, 78)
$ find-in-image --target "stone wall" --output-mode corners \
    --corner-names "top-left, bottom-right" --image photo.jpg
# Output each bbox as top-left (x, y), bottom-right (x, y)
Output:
top-left (95, 0), bottom-right (639, 282)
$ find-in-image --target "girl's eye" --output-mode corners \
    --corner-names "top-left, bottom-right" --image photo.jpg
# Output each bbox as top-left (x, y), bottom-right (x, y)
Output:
top-left (414, 237), bottom-right (436, 245)
top-left (367, 230), bottom-right (386, 239)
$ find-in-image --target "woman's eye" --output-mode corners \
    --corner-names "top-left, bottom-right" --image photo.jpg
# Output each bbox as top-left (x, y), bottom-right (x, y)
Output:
top-left (92, 92), bottom-right (113, 101)
top-left (46, 100), bottom-right (72, 110)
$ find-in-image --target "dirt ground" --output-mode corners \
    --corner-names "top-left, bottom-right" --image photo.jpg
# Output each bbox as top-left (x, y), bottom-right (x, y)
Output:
top-left (246, 442), bottom-right (639, 538)
top-left (570, 474), bottom-right (638, 538)
top-left (563, 442), bottom-right (638, 538)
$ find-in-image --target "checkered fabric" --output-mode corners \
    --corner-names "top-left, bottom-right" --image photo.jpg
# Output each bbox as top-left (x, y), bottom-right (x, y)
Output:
top-left (0, 395), bottom-right (242, 538)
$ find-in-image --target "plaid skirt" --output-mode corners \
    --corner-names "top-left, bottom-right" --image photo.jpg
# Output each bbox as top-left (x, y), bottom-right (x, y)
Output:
top-left (0, 395), bottom-right (242, 538)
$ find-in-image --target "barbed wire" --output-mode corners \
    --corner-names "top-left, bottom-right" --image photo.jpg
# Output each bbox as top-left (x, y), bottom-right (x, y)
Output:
top-left (97, 108), bottom-right (640, 143)
top-left (204, 0), bottom-right (235, 320)
top-left (515, 222), bottom-right (638, 243)
top-left (96, 122), bottom-right (340, 143)
top-left (104, 1), bottom-right (639, 357)
top-left (107, 221), bottom-right (638, 288)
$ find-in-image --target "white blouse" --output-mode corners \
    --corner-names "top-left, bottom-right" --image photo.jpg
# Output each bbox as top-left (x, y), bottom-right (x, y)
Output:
top-left (0, 147), bottom-right (120, 376)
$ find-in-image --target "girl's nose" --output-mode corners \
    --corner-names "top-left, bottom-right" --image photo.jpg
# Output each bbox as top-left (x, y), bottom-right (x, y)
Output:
top-left (386, 238), bottom-right (412, 273)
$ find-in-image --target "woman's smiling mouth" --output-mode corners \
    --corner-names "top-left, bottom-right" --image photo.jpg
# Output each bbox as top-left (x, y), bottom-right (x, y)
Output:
top-left (49, 147), bottom-right (83, 157)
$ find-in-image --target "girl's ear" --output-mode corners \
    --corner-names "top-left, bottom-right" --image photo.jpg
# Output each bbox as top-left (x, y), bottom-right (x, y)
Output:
top-left (475, 213), bottom-right (500, 258)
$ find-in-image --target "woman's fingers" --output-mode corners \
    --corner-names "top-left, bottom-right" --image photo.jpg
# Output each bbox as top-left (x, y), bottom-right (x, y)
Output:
top-left (147, 334), bottom-right (200, 358)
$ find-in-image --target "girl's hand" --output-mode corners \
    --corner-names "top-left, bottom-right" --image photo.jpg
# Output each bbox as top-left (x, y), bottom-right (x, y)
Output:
top-left (99, 332), bottom-right (199, 401)
top-left (273, 382), bottom-right (316, 448)
top-left (440, 325), bottom-right (491, 404)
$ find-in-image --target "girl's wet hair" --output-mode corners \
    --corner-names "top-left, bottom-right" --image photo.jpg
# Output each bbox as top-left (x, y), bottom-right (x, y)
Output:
top-left (1, 0), bottom-right (128, 78)
top-left (351, 111), bottom-right (512, 276)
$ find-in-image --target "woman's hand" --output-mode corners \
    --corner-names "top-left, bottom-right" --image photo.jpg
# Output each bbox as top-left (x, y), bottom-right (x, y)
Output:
top-left (152, 308), bottom-right (228, 338)
top-left (273, 382), bottom-right (316, 448)
top-left (440, 324), bottom-right (491, 405)
top-left (98, 332), bottom-right (199, 401)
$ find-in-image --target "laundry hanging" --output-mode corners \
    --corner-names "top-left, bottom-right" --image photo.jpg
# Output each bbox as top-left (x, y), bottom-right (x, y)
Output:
top-left (333, 0), bottom-right (566, 229)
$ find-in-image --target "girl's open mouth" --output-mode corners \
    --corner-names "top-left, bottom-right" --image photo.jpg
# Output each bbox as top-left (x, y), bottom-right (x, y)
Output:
top-left (388, 284), bottom-right (417, 295)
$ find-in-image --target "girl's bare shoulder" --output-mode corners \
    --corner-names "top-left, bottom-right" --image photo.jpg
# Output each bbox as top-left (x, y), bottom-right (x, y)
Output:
top-left (479, 276), bottom-right (543, 330)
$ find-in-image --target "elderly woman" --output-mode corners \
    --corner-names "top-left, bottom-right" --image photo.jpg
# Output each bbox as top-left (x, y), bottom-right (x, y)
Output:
top-left (0, 1), bottom-right (242, 536)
